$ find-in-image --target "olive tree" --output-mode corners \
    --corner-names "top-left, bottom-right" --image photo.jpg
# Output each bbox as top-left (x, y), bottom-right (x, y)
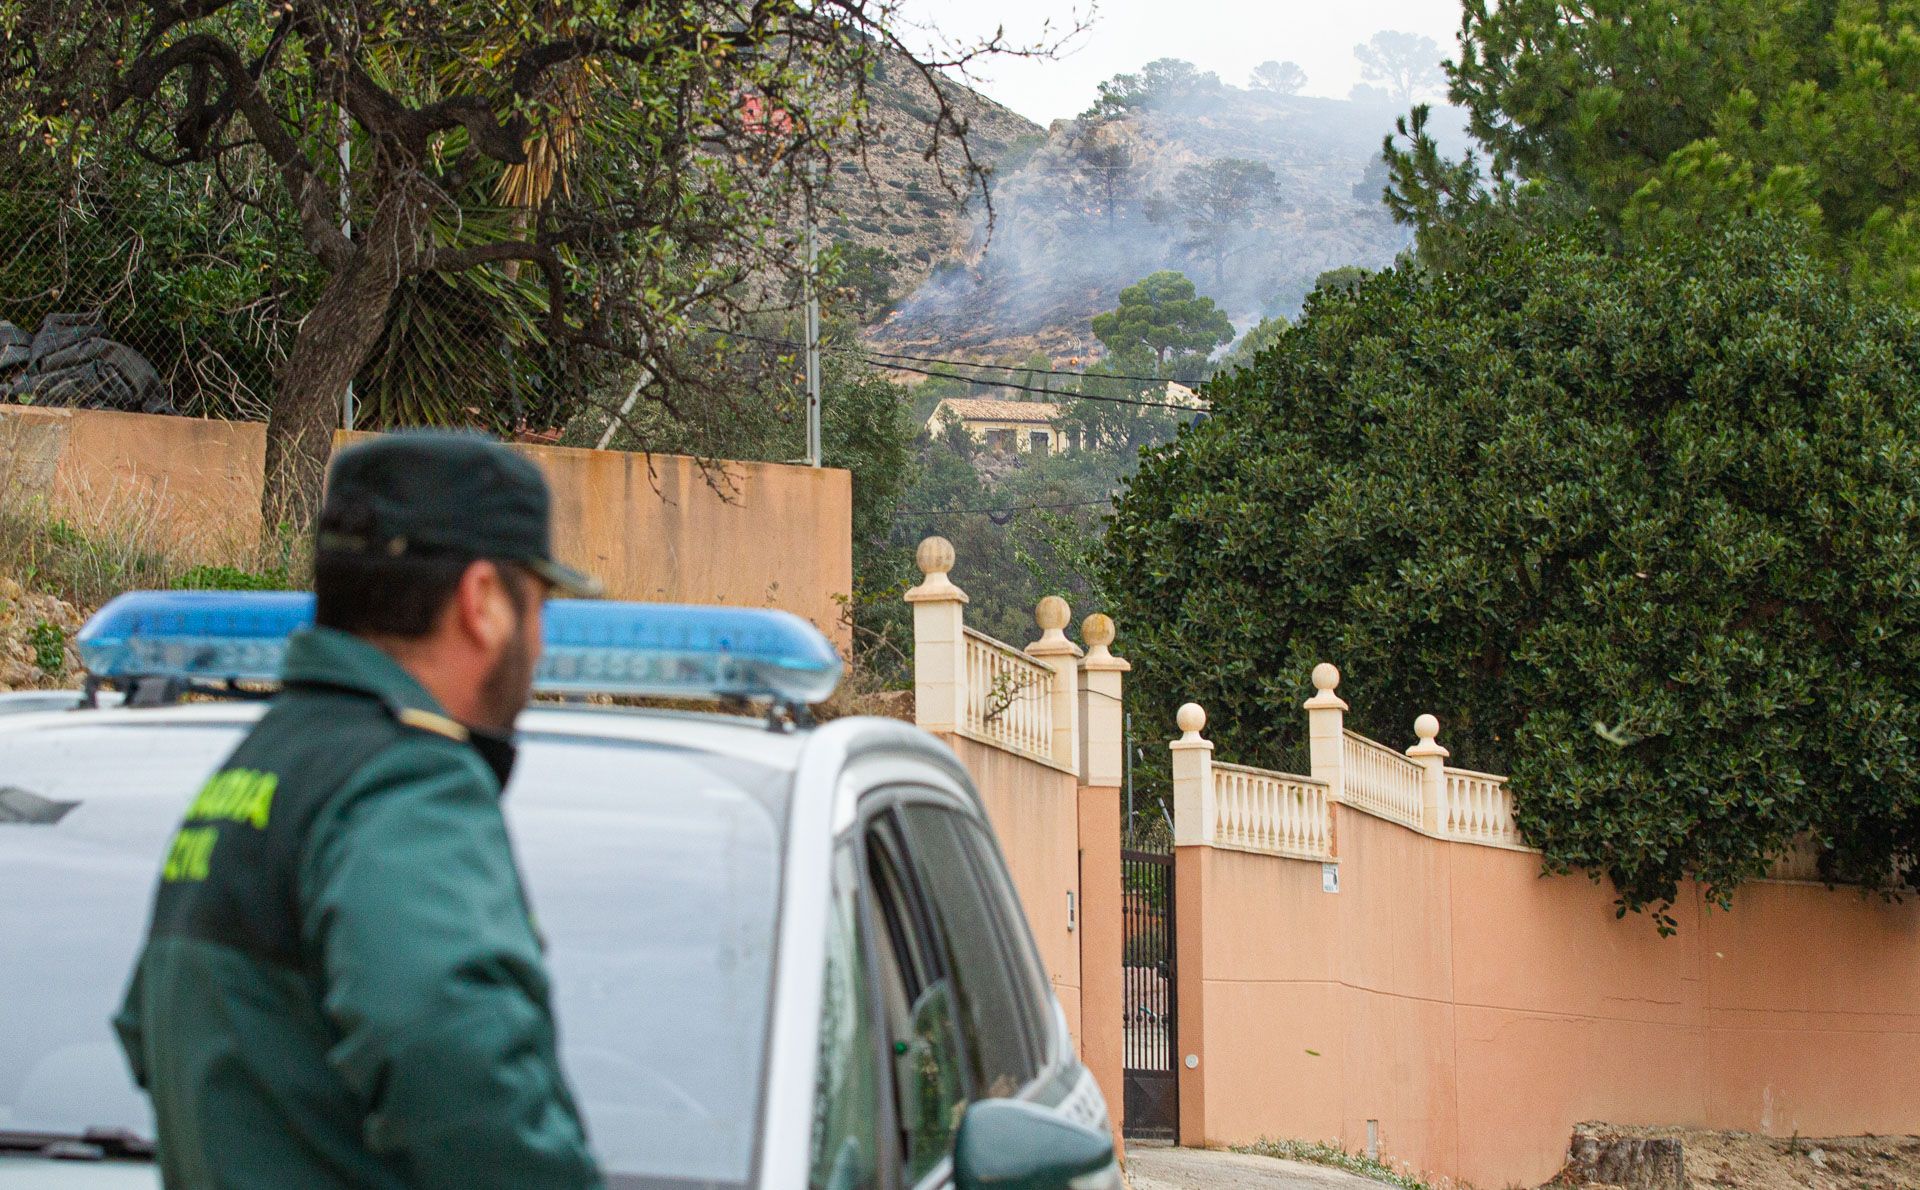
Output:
top-left (1, 0), bottom-right (1043, 526)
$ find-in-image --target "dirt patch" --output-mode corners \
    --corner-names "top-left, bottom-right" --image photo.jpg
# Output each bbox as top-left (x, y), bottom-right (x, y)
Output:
top-left (0, 575), bottom-right (84, 690)
top-left (1550, 1124), bottom-right (1920, 1190)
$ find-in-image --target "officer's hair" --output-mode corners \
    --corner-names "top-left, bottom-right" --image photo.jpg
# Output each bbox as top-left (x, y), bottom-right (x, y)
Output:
top-left (315, 554), bottom-right (537, 638)
top-left (314, 552), bottom-right (472, 637)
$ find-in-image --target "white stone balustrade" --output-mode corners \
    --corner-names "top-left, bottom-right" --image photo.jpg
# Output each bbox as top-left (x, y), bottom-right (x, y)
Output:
top-left (1174, 664), bottom-right (1536, 860)
top-left (1343, 729), bottom-right (1427, 832)
top-left (907, 536), bottom-right (1115, 776)
top-left (1214, 762), bottom-right (1333, 859)
top-left (1171, 703), bottom-right (1331, 859)
top-left (1441, 766), bottom-right (1523, 848)
top-left (1171, 663), bottom-right (1855, 881)
top-left (964, 627), bottom-right (1057, 763)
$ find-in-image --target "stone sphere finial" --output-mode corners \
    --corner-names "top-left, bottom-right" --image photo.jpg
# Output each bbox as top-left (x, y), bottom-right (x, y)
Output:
top-left (1176, 702), bottom-right (1207, 738)
top-left (1312, 662), bottom-right (1341, 693)
top-left (1035, 595), bottom-right (1071, 632)
top-left (1082, 613), bottom-right (1116, 649)
top-left (1415, 713), bottom-right (1439, 744)
top-left (916, 536), bottom-right (955, 577)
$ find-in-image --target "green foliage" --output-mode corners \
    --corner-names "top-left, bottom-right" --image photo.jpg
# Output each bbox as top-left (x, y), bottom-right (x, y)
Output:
top-left (1061, 355), bottom-right (1186, 455)
top-left (1353, 31), bottom-right (1446, 104)
top-left (1157, 160), bottom-right (1281, 286)
top-left (1083, 58), bottom-right (1222, 119)
top-left (1102, 220), bottom-right (1920, 922)
top-left (1248, 61), bottom-right (1308, 96)
top-left (1089, 271), bottom-right (1233, 380)
top-left (1215, 315), bottom-right (1289, 377)
top-left (27, 620), bottom-right (66, 677)
top-left (887, 416), bottom-right (1138, 651)
top-left (1235, 1140), bottom-right (1435, 1190)
top-left (827, 245), bottom-right (902, 321)
top-left (1311, 266), bottom-right (1368, 297)
top-left (0, 148), bottom-right (314, 419)
top-left (173, 564), bottom-right (291, 592)
top-left (1387, 0), bottom-right (1920, 299)
top-left (5, 0), bottom-right (1014, 523)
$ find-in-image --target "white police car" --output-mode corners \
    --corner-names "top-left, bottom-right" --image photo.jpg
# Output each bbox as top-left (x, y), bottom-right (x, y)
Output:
top-left (0, 594), bottom-right (1117, 1189)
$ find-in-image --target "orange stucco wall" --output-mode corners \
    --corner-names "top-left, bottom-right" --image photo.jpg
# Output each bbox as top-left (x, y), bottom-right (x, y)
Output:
top-left (942, 734), bottom-right (1086, 1051)
top-left (1179, 805), bottom-right (1920, 1187)
top-left (338, 432), bottom-right (853, 647)
top-left (0, 406), bottom-right (853, 645)
top-left (1078, 783), bottom-right (1125, 1146)
top-left (0, 405), bottom-right (267, 561)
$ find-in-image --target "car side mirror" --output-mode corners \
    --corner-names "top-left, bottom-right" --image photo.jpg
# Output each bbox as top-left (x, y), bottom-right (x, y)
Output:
top-left (952, 1098), bottom-right (1115, 1190)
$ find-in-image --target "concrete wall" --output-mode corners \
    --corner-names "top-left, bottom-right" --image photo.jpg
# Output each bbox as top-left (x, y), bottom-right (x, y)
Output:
top-left (0, 405), bottom-right (267, 561)
top-left (1078, 782), bottom-right (1124, 1145)
top-left (339, 432), bottom-right (853, 647)
top-left (1177, 804), bottom-right (1920, 1187)
top-left (0, 407), bottom-right (853, 645)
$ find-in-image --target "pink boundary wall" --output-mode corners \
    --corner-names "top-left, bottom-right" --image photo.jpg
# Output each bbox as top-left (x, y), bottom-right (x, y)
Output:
top-left (1176, 804), bottom-right (1920, 1187)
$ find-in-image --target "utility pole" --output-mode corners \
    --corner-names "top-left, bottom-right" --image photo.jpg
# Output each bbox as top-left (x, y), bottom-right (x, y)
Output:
top-left (339, 108), bottom-right (356, 431)
top-left (804, 168), bottom-right (821, 468)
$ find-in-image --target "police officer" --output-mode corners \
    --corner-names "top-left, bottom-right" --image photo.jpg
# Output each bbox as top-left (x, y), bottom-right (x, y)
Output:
top-left (115, 432), bottom-right (604, 1189)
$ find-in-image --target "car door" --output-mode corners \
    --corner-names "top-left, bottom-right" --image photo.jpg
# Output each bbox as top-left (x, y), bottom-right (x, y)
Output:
top-left (810, 803), bottom-right (970, 1190)
top-left (807, 789), bottom-right (1055, 1190)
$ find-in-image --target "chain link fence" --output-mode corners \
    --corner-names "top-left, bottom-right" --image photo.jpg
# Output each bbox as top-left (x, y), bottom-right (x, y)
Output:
top-left (0, 169), bottom-right (592, 436)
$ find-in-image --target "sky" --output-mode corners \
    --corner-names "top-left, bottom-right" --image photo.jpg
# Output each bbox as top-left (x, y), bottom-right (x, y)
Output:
top-left (893, 0), bottom-right (1460, 125)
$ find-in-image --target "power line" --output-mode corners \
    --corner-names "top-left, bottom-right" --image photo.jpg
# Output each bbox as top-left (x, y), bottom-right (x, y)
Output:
top-left (862, 344), bottom-right (1174, 386)
top-left (875, 360), bottom-right (1199, 408)
top-left (694, 324), bottom-right (1206, 410)
top-left (704, 322), bottom-right (1172, 385)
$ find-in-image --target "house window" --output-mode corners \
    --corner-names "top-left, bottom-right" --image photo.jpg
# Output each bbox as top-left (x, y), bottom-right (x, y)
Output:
top-left (984, 429), bottom-right (1015, 453)
top-left (1028, 431), bottom-right (1050, 454)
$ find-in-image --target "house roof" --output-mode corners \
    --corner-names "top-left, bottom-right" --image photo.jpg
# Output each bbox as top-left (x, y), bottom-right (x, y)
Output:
top-left (928, 397), bottom-right (1062, 424)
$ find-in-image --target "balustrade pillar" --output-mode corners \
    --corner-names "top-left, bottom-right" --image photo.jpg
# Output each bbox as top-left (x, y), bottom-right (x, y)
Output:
top-left (1303, 662), bottom-right (1348, 797)
top-left (1407, 713), bottom-right (1450, 836)
top-left (1171, 702), bottom-right (1216, 846)
top-left (905, 536), bottom-right (969, 736)
top-left (1078, 613), bottom-right (1130, 789)
top-left (1025, 596), bottom-right (1083, 773)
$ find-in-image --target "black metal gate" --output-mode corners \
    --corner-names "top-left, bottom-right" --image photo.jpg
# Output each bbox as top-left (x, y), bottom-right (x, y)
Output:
top-left (1122, 848), bottom-right (1177, 1140)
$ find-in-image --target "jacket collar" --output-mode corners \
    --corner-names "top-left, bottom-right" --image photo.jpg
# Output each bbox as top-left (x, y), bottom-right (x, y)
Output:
top-left (279, 628), bottom-right (517, 789)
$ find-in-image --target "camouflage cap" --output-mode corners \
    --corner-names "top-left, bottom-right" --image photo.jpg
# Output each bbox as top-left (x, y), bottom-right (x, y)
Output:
top-left (317, 431), bottom-right (601, 598)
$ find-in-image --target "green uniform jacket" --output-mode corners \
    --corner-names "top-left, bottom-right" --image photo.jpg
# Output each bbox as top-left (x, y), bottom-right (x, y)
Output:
top-left (114, 628), bottom-right (602, 1189)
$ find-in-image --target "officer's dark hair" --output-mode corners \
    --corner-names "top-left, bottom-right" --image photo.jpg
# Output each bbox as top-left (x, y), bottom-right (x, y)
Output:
top-left (314, 552), bottom-right (473, 638)
top-left (313, 503), bottom-right (538, 638)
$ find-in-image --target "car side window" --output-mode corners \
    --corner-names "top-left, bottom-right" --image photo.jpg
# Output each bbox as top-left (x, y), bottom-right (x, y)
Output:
top-left (897, 804), bottom-right (1048, 1098)
top-left (865, 817), bottom-right (969, 1184)
top-left (810, 846), bottom-right (881, 1190)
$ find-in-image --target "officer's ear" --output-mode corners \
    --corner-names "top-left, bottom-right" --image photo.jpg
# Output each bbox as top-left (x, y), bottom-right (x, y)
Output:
top-left (448, 559), bottom-right (521, 656)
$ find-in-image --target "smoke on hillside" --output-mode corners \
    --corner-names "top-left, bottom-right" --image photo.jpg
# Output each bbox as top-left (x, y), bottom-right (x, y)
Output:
top-left (872, 83), bottom-right (1470, 362)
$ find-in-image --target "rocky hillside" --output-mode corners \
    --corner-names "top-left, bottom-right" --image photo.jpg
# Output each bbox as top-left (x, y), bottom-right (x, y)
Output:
top-left (816, 56), bottom-right (1044, 303)
top-left (858, 83), bottom-right (1470, 362)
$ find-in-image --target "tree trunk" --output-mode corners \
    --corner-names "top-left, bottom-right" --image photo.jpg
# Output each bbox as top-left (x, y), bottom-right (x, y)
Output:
top-left (261, 220), bottom-right (408, 534)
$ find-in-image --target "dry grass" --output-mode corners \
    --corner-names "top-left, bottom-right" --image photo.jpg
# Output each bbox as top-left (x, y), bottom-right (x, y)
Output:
top-left (0, 465), bottom-right (305, 611)
top-left (0, 455), bottom-right (307, 690)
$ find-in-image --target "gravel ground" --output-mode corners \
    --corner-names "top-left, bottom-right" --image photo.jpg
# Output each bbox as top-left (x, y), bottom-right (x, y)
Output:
top-left (1126, 1144), bottom-right (1396, 1190)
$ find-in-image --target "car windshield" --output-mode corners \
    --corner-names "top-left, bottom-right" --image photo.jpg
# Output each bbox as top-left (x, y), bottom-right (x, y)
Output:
top-left (0, 716), bottom-right (787, 1187)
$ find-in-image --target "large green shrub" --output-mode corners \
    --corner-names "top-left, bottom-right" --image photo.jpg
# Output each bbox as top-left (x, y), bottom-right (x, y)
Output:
top-left (1103, 220), bottom-right (1920, 922)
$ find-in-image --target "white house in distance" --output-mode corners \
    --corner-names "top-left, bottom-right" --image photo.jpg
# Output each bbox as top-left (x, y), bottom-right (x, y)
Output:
top-left (924, 382), bottom-right (1206, 455)
top-left (925, 397), bottom-right (1066, 455)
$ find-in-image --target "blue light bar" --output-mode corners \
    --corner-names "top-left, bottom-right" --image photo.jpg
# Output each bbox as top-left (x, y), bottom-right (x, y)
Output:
top-left (76, 591), bottom-right (843, 705)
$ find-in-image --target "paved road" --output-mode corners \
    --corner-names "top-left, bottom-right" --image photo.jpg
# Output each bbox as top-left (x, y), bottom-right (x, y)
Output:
top-left (1126, 1144), bottom-right (1395, 1190)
